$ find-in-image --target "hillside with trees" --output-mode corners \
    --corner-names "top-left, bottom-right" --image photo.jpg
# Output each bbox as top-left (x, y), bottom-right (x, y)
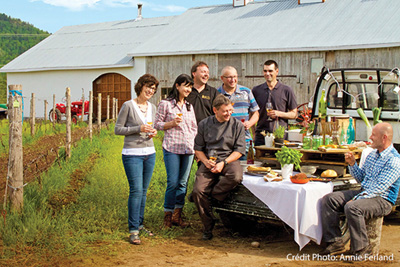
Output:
top-left (0, 13), bottom-right (50, 104)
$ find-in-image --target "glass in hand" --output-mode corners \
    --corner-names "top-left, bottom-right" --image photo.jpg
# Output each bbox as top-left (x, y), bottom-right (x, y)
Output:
top-left (266, 102), bottom-right (273, 121)
top-left (209, 149), bottom-right (217, 162)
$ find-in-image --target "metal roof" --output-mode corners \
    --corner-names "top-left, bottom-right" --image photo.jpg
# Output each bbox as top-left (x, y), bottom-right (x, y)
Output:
top-left (128, 0), bottom-right (400, 56)
top-left (2, 0), bottom-right (400, 72)
top-left (1, 16), bottom-right (174, 72)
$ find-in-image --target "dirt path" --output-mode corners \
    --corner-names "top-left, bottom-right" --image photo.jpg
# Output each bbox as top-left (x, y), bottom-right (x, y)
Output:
top-left (63, 213), bottom-right (400, 267)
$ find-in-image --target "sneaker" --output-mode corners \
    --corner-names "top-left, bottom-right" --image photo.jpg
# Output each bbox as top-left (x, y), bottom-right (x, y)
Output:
top-left (319, 241), bottom-right (346, 255)
top-left (352, 244), bottom-right (372, 260)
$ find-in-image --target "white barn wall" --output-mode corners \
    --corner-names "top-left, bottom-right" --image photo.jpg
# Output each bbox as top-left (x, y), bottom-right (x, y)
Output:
top-left (6, 57), bottom-right (146, 119)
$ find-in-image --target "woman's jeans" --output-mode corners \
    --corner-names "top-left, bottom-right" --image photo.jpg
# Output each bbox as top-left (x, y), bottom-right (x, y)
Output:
top-left (122, 153), bottom-right (156, 233)
top-left (163, 149), bottom-right (194, 212)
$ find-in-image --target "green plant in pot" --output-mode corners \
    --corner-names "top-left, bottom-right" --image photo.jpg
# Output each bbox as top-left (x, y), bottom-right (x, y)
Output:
top-left (273, 125), bottom-right (285, 147)
top-left (275, 146), bottom-right (303, 180)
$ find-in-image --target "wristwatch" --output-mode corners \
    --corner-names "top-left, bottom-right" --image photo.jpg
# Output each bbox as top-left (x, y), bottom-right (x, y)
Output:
top-left (223, 159), bottom-right (229, 166)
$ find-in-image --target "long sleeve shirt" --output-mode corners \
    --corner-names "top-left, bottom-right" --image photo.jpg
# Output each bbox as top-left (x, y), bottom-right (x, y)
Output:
top-left (348, 144), bottom-right (400, 204)
top-left (154, 99), bottom-right (197, 155)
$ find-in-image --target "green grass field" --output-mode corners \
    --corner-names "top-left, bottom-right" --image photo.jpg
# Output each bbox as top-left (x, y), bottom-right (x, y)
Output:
top-left (0, 123), bottom-right (198, 263)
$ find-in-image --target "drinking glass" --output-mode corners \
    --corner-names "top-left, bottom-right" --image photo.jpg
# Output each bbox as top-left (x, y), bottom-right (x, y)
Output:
top-left (266, 102), bottom-right (273, 121)
top-left (176, 112), bottom-right (183, 117)
top-left (147, 121), bottom-right (153, 137)
top-left (209, 149), bottom-right (217, 162)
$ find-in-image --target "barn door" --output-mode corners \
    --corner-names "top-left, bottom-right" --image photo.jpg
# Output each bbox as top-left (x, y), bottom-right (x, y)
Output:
top-left (93, 73), bottom-right (131, 120)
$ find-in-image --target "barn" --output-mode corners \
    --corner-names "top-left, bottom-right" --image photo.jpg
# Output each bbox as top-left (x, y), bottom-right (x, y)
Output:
top-left (2, 0), bottom-right (400, 119)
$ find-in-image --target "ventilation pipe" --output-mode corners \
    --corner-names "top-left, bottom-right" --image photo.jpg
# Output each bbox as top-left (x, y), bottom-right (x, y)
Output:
top-left (298, 0), bottom-right (325, 4)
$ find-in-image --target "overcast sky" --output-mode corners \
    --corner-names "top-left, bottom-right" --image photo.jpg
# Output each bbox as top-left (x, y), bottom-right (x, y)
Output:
top-left (2, 0), bottom-right (231, 33)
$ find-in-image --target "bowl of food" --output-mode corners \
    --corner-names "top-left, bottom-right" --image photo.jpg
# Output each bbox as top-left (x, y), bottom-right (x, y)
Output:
top-left (290, 173), bottom-right (310, 184)
top-left (300, 165), bottom-right (318, 176)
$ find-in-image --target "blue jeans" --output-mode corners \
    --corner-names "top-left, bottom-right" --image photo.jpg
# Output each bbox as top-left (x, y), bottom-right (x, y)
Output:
top-left (122, 153), bottom-right (156, 233)
top-left (163, 149), bottom-right (194, 212)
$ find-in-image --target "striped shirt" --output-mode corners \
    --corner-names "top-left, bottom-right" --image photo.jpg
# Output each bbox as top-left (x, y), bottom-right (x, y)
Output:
top-left (154, 99), bottom-right (197, 155)
top-left (217, 84), bottom-right (259, 143)
top-left (349, 144), bottom-right (400, 204)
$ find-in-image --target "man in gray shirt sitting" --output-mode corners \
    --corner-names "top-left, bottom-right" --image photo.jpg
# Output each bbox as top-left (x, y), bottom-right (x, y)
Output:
top-left (192, 94), bottom-right (246, 240)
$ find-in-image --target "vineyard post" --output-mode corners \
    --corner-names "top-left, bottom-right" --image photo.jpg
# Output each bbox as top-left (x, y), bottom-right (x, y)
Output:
top-left (30, 93), bottom-right (35, 136)
top-left (107, 95), bottom-right (110, 121)
top-left (115, 99), bottom-right (118, 119)
top-left (89, 91), bottom-right (93, 141)
top-left (66, 87), bottom-right (71, 159)
top-left (81, 88), bottom-right (85, 123)
top-left (7, 85), bottom-right (24, 211)
top-left (97, 93), bottom-right (101, 129)
top-left (112, 97), bottom-right (116, 121)
top-left (52, 94), bottom-right (56, 126)
top-left (44, 100), bottom-right (48, 122)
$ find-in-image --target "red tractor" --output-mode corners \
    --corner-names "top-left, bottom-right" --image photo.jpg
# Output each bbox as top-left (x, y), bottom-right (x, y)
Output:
top-left (49, 100), bottom-right (89, 124)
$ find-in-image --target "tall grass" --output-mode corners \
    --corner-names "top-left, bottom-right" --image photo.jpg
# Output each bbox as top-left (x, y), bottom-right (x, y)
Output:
top-left (1, 123), bottom-right (198, 262)
top-left (0, 120), bottom-right (70, 155)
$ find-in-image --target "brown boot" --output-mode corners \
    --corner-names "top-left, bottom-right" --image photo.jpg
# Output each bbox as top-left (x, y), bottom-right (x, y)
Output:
top-left (172, 208), bottom-right (189, 228)
top-left (163, 211), bottom-right (172, 228)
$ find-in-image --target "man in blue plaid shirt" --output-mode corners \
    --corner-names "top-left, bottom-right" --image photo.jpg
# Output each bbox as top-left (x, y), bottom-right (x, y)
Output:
top-left (320, 122), bottom-right (400, 257)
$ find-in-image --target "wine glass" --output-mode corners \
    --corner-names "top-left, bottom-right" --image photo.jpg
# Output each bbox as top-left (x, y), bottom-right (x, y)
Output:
top-left (176, 112), bottom-right (183, 117)
top-left (146, 121), bottom-right (153, 137)
top-left (230, 94), bottom-right (236, 107)
top-left (209, 149), bottom-right (217, 162)
top-left (266, 102), bottom-right (273, 121)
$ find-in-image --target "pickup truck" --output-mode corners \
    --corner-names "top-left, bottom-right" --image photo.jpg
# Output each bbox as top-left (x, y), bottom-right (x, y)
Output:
top-left (212, 67), bottom-right (400, 237)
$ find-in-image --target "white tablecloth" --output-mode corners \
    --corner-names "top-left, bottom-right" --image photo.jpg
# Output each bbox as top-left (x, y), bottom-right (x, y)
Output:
top-left (242, 174), bottom-right (333, 250)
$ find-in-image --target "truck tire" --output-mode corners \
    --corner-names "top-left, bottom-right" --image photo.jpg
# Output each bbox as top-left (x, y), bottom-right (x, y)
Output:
top-left (72, 115), bottom-right (79, 124)
top-left (49, 109), bottom-right (62, 123)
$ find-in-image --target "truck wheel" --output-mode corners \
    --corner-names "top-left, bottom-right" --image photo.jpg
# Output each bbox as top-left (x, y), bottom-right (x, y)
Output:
top-left (49, 109), bottom-right (62, 123)
top-left (72, 115), bottom-right (79, 124)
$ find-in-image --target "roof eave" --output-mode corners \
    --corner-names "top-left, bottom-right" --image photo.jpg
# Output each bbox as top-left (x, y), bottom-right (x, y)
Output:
top-left (0, 63), bottom-right (134, 73)
top-left (128, 43), bottom-right (400, 57)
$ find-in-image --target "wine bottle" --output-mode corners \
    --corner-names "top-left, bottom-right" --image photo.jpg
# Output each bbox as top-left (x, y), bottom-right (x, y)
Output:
top-left (247, 140), bottom-right (255, 164)
top-left (318, 89), bottom-right (327, 119)
top-left (347, 117), bottom-right (355, 144)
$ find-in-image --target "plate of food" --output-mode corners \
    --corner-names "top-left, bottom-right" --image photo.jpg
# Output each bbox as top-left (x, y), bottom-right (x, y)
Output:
top-left (247, 165), bottom-right (272, 174)
top-left (263, 170), bottom-right (283, 182)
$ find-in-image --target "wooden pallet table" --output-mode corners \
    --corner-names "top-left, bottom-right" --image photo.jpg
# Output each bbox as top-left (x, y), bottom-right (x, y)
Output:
top-left (254, 145), bottom-right (363, 177)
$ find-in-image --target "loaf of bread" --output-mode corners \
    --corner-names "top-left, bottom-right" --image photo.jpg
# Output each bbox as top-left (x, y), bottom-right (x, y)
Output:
top-left (247, 166), bottom-right (272, 172)
top-left (321, 169), bottom-right (338, 178)
top-left (290, 173), bottom-right (308, 180)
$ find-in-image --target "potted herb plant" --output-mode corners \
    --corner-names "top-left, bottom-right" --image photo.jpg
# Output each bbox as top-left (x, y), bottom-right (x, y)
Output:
top-left (275, 146), bottom-right (303, 180)
top-left (273, 125), bottom-right (285, 147)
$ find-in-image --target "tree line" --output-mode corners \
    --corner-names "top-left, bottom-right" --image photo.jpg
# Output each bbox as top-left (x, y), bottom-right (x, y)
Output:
top-left (0, 13), bottom-right (50, 104)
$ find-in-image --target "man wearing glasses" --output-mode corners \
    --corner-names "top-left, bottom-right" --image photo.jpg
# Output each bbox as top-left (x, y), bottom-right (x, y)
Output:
top-left (217, 66), bottom-right (259, 159)
top-left (252, 60), bottom-right (297, 146)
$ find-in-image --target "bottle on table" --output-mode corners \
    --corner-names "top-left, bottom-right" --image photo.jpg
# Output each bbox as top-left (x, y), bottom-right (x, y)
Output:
top-left (347, 117), bottom-right (355, 144)
top-left (340, 122), bottom-right (347, 145)
top-left (247, 140), bottom-right (255, 164)
top-left (318, 89), bottom-right (327, 119)
top-left (331, 117), bottom-right (340, 145)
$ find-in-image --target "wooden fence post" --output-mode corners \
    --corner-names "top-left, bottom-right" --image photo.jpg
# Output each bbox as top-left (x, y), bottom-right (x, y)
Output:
top-left (107, 95), bottom-right (110, 121)
top-left (66, 88), bottom-right (71, 159)
top-left (89, 91), bottom-right (93, 141)
top-left (112, 98), bottom-right (116, 121)
top-left (52, 94), bottom-right (56, 125)
top-left (7, 85), bottom-right (24, 211)
top-left (81, 88), bottom-right (85, 123)
top-left (97, 93), bottom-right (101, 129)
top-left (44, 100), bottom-right (48, 122)
top-left (115, 99), bottom-right (118, 119)
top-left (30, 93), bottom-right (35, 136)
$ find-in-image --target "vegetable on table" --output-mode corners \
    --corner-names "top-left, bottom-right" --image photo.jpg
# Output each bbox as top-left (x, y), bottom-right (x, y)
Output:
top-left (356, 108), bottom-right (372, 130)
